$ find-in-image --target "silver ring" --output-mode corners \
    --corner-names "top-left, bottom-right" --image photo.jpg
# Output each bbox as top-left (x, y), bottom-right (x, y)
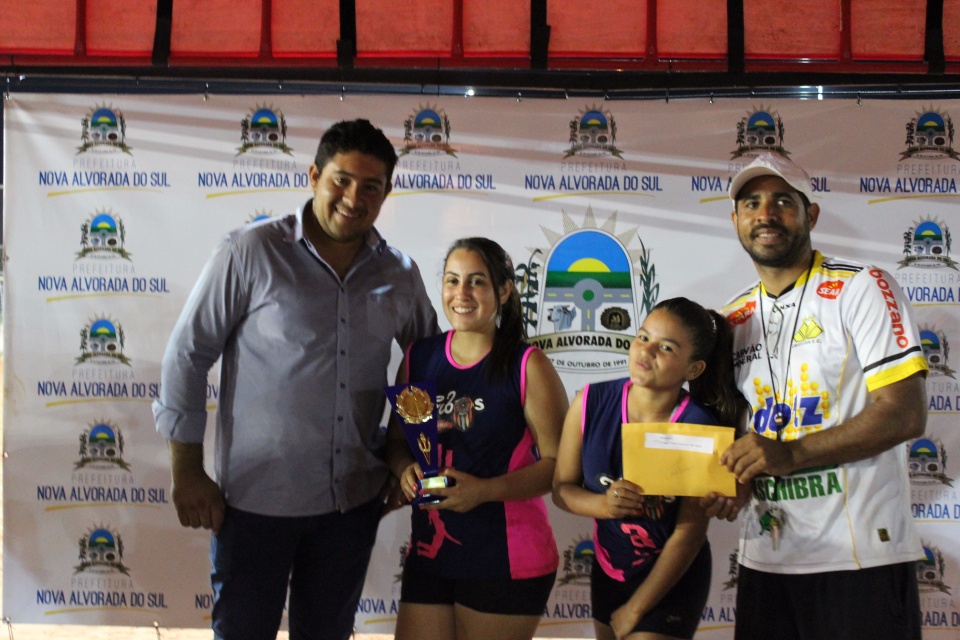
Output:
top-left (613, 489), bottom-right (620, 498)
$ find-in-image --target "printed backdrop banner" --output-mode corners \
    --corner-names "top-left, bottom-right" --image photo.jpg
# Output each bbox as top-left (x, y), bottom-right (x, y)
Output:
top-left (3, 94), bottom-right (960, 637)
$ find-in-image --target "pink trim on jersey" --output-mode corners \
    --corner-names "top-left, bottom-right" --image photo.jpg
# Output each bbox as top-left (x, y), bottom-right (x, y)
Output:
top-left (669, 393), bottom-right (690, 423)
top-left (594, 520), bottom-right (625, 581)
top-left (443, 330), bottom-right (493, 370)
top-left (620, 380), bottom-right (631, 422)
top-left (504, 357), bottom-right (558, 579)
top-left (581, 384), bottom-right (591, 435)
top-left (519, 345), bottom-right (537, 406)
top-left (620, 380), bottom-right (690, 424)
top-left (504, 426), bottom-right (559, 578)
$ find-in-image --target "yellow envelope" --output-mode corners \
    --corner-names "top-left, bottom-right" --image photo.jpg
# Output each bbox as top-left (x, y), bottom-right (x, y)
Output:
top-left (621, 422), bottom-right (736, 497)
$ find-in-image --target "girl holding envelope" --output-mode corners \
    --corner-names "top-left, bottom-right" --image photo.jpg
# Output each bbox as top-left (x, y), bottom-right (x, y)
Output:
top-left (553, 297), bottom-right (743, 640)
top-left (387, 237), bottom-right (569, 640)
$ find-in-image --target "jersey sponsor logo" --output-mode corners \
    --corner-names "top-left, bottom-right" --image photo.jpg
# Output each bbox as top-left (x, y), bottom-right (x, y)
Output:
top-left (435, 391), bottom-right (484, 432)
top-left (733, 343), bottom-right (763, 368)
top-left (726, 300), bottom-right (756, 325)
top-left (793, 316), bottom-right (823, 343)
top-left (751, 388), bottom-right (828, 440)
top-left (752, 467), bottom-right (843, 502)
top-left (869, 269), bottom-right (912, 349)
top-left (816, 280), bottom-right (844, 299)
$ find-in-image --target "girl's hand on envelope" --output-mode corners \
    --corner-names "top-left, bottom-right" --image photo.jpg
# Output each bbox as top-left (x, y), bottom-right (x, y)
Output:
top-left (604, 479), bottom-right (646, 519)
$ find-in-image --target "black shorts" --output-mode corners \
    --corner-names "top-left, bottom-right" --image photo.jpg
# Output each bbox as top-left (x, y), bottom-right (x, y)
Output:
top-left (591, 542), bottom-right (711, 640)
top-left (735, 562), bottom-right (921, 640)
top-left (399, 565), bottom-right (556, 616)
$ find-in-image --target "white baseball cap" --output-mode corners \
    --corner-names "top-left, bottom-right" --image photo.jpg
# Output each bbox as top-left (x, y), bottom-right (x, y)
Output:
top-left (728, 152), bottom-right (814, 204)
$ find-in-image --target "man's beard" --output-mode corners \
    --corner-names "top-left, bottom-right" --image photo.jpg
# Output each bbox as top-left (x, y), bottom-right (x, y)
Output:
top-left (740, 222), bottom-right (811, 269)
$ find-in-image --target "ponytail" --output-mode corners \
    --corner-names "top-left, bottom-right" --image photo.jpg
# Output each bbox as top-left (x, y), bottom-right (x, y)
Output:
top-left (689, 309), bottom-right (747, 427)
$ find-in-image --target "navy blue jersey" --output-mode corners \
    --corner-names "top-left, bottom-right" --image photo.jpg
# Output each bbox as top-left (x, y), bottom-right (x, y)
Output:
top-left (581, 378), bottom-right (719, 581)
top-left (403, 331), bottom-right (558, 580)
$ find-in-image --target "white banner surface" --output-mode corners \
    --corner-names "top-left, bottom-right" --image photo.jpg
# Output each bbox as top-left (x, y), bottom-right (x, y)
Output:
top-left (4, 93), bottom-right (960, 637)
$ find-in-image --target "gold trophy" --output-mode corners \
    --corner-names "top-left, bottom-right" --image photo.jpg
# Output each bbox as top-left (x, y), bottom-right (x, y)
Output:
top-left (386, 382), bottom-right (449, 504)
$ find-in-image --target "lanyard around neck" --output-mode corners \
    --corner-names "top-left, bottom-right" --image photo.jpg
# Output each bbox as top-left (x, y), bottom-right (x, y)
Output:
top-left (757, 254), bottom-right (816, 438)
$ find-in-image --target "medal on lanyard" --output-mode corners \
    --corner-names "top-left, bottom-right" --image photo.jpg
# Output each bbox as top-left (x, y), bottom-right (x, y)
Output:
top-left (761, 503), bottom-right (785, 551)
top-left (772, 402), bottom-right (792, 429)
top-left (756, 257), bottom-right (815, 552)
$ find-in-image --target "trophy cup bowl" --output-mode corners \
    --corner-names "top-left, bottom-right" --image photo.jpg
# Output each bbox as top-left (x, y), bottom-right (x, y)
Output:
top-left (386, 383), bottom-right (450, 505)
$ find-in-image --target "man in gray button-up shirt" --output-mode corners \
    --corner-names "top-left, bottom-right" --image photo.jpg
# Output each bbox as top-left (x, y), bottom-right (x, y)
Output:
top-left (153, 119), bottom-right (438, 640)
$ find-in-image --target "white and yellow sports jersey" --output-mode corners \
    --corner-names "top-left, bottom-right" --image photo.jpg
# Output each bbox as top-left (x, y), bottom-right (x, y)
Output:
top-left (723, 251), bottom-right (928, 574)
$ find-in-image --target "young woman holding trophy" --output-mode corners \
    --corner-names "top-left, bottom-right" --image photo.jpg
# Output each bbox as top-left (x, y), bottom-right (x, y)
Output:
top-left (386, 237), bottom-right (568, 640)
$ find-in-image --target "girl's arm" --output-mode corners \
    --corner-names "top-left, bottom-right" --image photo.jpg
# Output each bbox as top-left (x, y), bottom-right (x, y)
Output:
top-left (425, 348), bottom-right (569, 512)
top-left (609, 498), bottom-right (710, 639)
top-left (552, 392), bottom-right (643, 520)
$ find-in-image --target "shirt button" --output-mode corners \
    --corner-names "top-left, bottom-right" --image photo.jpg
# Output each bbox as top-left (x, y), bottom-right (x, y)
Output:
top-left (340, 383), bottom-right (346, 389)
top-left (340, 350), bottom-right (346, 356)
top-left (340, 318), bottom-right (346, 324)
top-left (337, 416), bottom-right (344, 422)
top-left (335, 448), bottom-right (341, 454)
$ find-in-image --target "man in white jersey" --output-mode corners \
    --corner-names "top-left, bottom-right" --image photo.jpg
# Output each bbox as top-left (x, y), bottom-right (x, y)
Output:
top-left (702, 152), bottom-right (928, 640)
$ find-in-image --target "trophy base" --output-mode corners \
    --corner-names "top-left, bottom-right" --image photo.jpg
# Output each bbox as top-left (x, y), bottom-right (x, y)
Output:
top-left (418, 475), bottom-right (451, 491)
top-left (414, 474), bottom-right (453, 506)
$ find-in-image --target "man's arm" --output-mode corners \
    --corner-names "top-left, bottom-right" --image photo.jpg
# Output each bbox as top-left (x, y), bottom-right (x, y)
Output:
top-left (154, 239), bottom-right (242, 441)
top-left (168, 440), bottom-right (226, 533)
top-left (398, 257), bottom-right (440, 348)
top-left (721, 372), bottom-right (926, 485)
top-left (154, 236), bottom-right (246, 530)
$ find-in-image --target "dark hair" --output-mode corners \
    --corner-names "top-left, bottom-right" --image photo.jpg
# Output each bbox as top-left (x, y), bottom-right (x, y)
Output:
top-left (445, 237), bottom-right (525, 381)
top-left (314, 119), bottom-right (398, 182)
top-left (651, 297), bottom-right (746, 427)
